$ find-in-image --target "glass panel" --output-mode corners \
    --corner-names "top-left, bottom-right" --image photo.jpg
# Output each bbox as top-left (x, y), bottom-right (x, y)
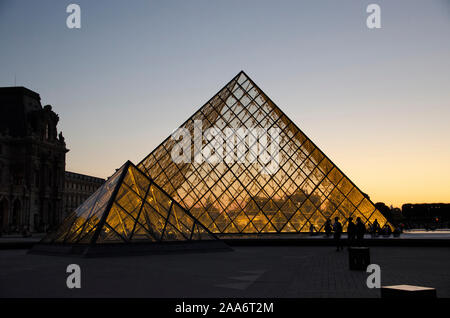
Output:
top-left (105, 204), bottom-right (135, 239)
top-left (289, 210), bottom-right (307, 232)
top-left (318, 157), bottom-right (333, 175)
top-left (270, 211), bottom-right (288, 232)
top-left (347, 187), bottom-right (364, 207)
top-left (357, 198), bottom-right (375, 216)
top-left (139, 202), bottom-right (166, 239)
top-left (338, 198), bottom-right (356, 220)
top-left (251, 211), bottom-right (269, 232)
top-left (299, 199), bottom-right (315, 219)
top-left (328, 187), bottom-right (345, 209)
top-left (147, 184), bottom-right (172, 217)
top-left (171, 204), bottom-right (194, 235)
top-left (96, 223), bottom-right (126, 243)
top-left (48, 212), bottom-right (78, 243)
top-left (161, 222), bottom-right (187, 241)
top-left (193, 222), bottom-right (215, 240)
top-left (131, 224), bottom-right (157, 242)
top-left (123, 166), bottom-right (150, 198)
top-left (319, 198), bottom-right (334, 220)
top-left (115, 185), bottom-right (143, 220)
top-left (328, 168), bottom-right (343, 185)
top-left (337, 177), bottom-right (353, 196)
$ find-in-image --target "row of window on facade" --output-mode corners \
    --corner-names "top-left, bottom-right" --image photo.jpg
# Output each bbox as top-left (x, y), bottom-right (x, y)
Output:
top-left (0, 197), bottom-right (61, 232)
top-left (65, 181), bottom-right (99, 192)
top-left (0, 165), bottom-right (100, 192)
top-left (0, 165), bottom-right (63, 188)
top-left (65, 194), bottom-right (90, 207)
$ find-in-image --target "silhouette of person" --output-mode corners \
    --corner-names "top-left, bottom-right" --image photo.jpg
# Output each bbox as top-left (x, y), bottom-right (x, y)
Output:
top-left (373, 219), bottom-right (380, 236)
top-left (347, 217), bottom-right (356, 247)
top-left (356, 217), bottom-right (366, 246)
top-left (324, 219), bottom-right (332, 237)
top-left (333, 217), bottom-right (343, 251)
top-left (384, 224), bottom-right (392, 236)
top-left (309, 223), bottom-right (316, 236)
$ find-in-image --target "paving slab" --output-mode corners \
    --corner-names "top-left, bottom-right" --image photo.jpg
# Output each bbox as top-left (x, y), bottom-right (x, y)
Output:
top-left (0, 246), bottom-right (449, 298)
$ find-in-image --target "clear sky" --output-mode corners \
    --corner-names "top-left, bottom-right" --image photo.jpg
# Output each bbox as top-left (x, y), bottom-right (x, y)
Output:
top-left (1, 0), bottom-right (449, 207)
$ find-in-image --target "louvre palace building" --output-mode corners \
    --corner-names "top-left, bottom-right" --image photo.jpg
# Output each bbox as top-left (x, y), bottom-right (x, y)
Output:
top-left (0, 87), bottom-right (104, 233)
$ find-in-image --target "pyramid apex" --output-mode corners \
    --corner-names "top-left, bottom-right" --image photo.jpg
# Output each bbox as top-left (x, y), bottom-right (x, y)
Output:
top-left (235, 70), bottom-right (248, 77)
top-left (237, 70), bottom-right (249, 77)
top-left (235, 70), bottom-right (253, 85)
top-left (124, 160), bottom-right (135, 167)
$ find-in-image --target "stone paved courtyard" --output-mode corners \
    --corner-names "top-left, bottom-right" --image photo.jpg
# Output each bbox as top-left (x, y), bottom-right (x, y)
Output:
top-left (1, 246), bottom-right (449, 298)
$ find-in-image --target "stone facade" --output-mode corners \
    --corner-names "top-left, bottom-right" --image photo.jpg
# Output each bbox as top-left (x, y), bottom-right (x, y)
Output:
top-left (63, 171), bottom-right (104, 220)
top-left (0, 87), bottom-right (103, 233)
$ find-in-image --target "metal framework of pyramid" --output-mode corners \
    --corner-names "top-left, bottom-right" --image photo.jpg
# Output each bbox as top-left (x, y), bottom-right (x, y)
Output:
top-left (36, 71), bottom-right (391, 253)
top-left (39, 161), bottom-right (218, 249)
top-left (137, 71), bottom-right (391, 234)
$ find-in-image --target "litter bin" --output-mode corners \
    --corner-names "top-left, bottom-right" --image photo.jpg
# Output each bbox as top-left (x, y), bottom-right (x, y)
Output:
top-left (348, 247), bottom-right (370, 270)
top-left (381, 285), bottom-right (436, 298)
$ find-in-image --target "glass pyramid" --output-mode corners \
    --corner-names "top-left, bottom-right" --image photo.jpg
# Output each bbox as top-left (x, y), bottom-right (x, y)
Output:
top-left (41, 161), bottom-right (216, 244)
top-left (137, 71), bottom-right (391, 234)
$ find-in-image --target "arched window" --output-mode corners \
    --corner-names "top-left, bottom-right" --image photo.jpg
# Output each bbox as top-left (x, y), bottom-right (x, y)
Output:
top-left (0, 198), bottom-right (9, 230)
top-left (12, 200), bottom-right (21, 228)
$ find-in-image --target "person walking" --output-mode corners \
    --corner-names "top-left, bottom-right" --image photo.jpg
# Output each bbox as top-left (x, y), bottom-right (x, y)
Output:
top-left (373, 219), bottom-right (380, 236)
top-left (333, 217), bottom-right (343, 251)
top-left (309, 223), bottom-right (316, 236)
top-left (347, 217), bottom-right (356, 247)
top-left (355, 217), bottom-right (366, 246)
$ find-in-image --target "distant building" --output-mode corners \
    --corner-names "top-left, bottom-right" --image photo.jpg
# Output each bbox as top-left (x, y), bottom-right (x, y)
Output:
top-left (63, 171), bottom-right (104, 218)
top-left (0, 87), bottom-right (102, 233)
top-left (402, 203), bottom-right (450, 224)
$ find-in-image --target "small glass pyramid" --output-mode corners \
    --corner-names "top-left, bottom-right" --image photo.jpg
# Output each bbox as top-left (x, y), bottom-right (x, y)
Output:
top-left (41, 161), bottom-right (217, 245)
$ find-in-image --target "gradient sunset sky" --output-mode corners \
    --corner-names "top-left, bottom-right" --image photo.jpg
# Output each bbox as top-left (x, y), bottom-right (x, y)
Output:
top-left (1, 0), bottom-right (449, 207)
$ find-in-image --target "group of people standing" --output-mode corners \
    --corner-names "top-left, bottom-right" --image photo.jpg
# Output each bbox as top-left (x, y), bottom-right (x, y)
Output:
top-left (324, 217), bottom-right (369, 251)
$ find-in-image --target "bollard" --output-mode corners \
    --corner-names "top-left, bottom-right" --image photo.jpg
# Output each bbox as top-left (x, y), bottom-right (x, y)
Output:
top-left (348, 247), bottom-right (370, 270)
